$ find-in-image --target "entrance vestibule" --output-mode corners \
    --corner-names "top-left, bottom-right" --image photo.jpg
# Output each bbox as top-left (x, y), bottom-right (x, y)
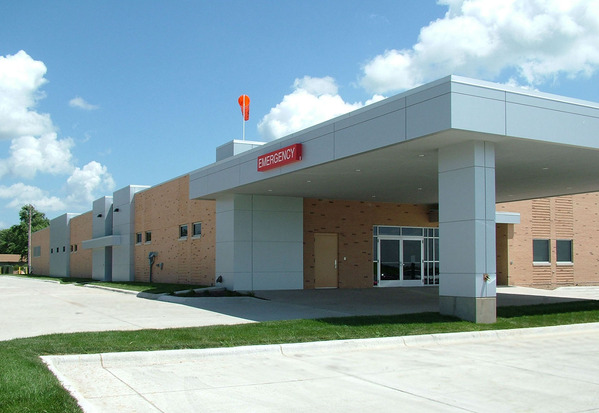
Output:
top-left (373, 226), bottom-right (439, 287)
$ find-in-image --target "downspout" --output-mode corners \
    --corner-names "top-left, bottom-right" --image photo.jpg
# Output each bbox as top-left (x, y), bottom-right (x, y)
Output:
top-left (148, 252), bottom-right (157, 283)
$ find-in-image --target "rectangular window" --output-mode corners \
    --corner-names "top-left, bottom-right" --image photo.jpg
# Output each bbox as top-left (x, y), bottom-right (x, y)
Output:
top-left (33, 246), bottom-right (41, 257)
top-left (70, 245), bottom-right (74, 252)
top-left (145, 231), bottom-right (152, 243)
top-left (192, 222), bottom-right (202, 238)
top-left (556, 239), bottom-right (573, 263)
top-left (533, 239), bottom-right (550, 263)
top-left (179, 224), bottom-right (188, 239)
top-left (136, 232), bottom-right (142, 244)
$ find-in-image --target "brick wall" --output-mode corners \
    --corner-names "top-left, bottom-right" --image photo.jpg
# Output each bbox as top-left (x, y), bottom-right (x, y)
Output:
top-left (497, 193), bottom-right (599, 287)
top-left (69, 211), bottom-right (92, 278)
top-left (303, 198), bottom-right (436, 289)
top-left (31, 226), bottom-right (50, 275)
top-left (134, 175), bottom-right (216, 285)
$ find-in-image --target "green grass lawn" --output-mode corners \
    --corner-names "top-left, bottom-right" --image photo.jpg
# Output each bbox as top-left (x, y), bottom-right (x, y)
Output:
top-left (5, 273), bottom-right (208, 294)
top-left (1, 300), bottom-right (599, 412)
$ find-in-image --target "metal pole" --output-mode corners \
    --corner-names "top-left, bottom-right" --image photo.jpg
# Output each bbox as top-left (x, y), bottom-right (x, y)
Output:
top-left (27, 204), bottom-right (32, 275)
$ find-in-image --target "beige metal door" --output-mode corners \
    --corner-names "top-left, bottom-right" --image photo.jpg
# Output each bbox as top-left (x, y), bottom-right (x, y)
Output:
top-left (314, 233), bottom-right (338, 288)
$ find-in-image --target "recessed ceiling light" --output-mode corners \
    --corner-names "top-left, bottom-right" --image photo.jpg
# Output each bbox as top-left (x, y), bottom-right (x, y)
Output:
top-left (418, 154), bottom-right (425, 157)
top-left (355, 169), bottom-right (361, 172)
top-left (371, 195), bottom-right (376, 198)
top-left (418, 187), bottom-right (423, 191)
top-left (267, 189), bottom-right (273, 192)
top-left (306, 180), bottom-right (311, 183)
top-left (542, 167), bottom-right (549, 170)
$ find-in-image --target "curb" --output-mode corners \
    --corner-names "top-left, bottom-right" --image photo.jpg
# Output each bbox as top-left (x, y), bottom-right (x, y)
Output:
top-left (83, 284), bottom-right (140, 295)
top-left (43, 322), bottom-right (599, 368)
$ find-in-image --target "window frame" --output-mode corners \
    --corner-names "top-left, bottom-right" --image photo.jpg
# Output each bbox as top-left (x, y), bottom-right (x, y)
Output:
top-left (145, 231), bottom-right (152, 244)
top-left (192, 222), bottom-right (202, 238)
top-left (179, 224), bottom-right (188, 240)
top-left (556, 239), bottom-right (573, 265)
top-left (135, 232), bottom-right (142, 244)
top-left (532, 239), bottom-right (551, 265)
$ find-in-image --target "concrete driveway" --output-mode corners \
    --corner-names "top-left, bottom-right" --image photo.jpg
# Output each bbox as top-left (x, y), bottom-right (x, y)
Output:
top-left (2, 276), bottom-right (599, 341)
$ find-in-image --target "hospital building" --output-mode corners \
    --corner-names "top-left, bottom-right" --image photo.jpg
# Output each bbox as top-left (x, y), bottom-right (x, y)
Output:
top-left (31, 76), bottom-right (599, 323)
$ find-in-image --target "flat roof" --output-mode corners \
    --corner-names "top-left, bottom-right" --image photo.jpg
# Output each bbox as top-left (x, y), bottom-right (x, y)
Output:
top-left (190, 75), bottom-right (599, 204)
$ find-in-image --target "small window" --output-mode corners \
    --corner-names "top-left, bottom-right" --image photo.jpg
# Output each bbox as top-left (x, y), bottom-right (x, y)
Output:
top-left (63, 246), bottom-right (66, 253)
top-left (192, 222), bottom-right (202, 238)
top-left (50, 248), bottom-right (53, 254)
top-left (556, 240), bottom-right (573, 263)
top-left (533, 239), bottom-right (550, 263)
top-left (74, 244), bottom-right (78, 252)
top-left (33, 246), bottom-right (41, 257)
top-left (145, 231), bottom-right (152, 243)
top-left (402, 227), bottom-right (423, 236)
top-left (136, 232), bottom-right (142, 244)
top-left (70, 245), bottom-right (74, 253)
top-left (179, 224), bottom-right (188, 239)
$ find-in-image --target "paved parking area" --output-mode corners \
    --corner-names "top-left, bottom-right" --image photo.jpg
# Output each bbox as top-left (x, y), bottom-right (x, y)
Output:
top-left (2, 276), bottom-right (598, 341)
top-left (0, 276), bottom-right (255, 341)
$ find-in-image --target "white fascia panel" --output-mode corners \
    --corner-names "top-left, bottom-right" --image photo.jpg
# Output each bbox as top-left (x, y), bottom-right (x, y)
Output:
top-left (495, 212), bottom-right (520, 224)
top-left (81, 235), bottom-right (123, 249)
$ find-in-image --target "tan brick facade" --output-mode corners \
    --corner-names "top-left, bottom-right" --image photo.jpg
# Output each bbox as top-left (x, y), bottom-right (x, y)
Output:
top-left (497, 193), bottom-right (599, 287)
top-left (69, 212), bottom-right (92, 278)
top-left (31, 183), bottom-right (599, 289)
top-left (134, 175), bottom-right (216, 285)
top-left (31, 226), bottom-right (50, 275)
top-left (303, 198), bottom-right (437, 289)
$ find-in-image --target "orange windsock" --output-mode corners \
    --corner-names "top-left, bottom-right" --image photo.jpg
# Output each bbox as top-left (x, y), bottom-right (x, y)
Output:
top-left (238, 95), bottom-right (250, 121)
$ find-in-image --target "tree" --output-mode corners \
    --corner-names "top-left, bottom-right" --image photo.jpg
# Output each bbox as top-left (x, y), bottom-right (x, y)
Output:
top-left (0, 205), bottom-right (49, 261)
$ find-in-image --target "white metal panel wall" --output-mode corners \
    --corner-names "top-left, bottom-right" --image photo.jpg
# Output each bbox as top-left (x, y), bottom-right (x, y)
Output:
top-left (111, 185), bottom-right (148, 282)
top-left (49, 214), bottom-right (77, 277)
top-left (215, 195), bottom-right (303, 291)
top-left (91, 196), bottom-right (113, 281)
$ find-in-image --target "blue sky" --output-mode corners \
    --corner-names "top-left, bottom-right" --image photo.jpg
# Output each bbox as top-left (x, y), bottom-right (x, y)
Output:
top-left (1, 0), bottom-right (599, 228)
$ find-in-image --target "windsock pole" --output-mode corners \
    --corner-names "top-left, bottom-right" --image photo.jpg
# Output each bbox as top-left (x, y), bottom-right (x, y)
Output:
top-left (238, 94), bottom-right (250, 141)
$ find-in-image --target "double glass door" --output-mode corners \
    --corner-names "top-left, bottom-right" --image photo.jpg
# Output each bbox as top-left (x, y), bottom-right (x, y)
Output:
top-left (377, 237), bottom-right (423, 287)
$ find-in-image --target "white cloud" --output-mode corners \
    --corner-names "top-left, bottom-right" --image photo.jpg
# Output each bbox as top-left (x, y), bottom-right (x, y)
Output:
top-left (360, 0), bottom-right (599, 93)
top-left (0, 183), bottom-right (65, 211)
top-left (65, 161), bottom-right (115, 206)
top-left (69, 96), bottom-right (99, 110)
top-left (258, 76), bottom-right (378, 141)
top-left (0, 133), bottom-right (75, 180)
top-left (0, 50), bottom-right (54, 140)
top-left (0, 51), bottom-right (116, 225)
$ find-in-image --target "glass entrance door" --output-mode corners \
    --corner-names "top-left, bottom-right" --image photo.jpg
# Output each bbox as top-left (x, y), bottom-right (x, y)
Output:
top-left (378, 237), bottom-right (423, 287)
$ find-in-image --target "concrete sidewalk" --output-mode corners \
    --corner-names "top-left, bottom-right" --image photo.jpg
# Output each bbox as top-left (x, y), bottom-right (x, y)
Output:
top-left (43, 323), bottom-right (599, 413)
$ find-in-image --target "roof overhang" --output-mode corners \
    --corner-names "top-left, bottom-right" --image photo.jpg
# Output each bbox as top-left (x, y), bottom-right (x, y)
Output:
top-left (190, 75), bottom-right (599, 204)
